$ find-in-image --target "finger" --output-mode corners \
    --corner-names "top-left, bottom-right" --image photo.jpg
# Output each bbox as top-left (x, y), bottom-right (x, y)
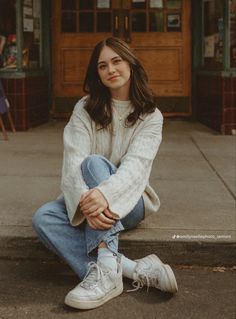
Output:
top-left (80, 190), bottom-right (91, 201)
top-left (94, 221), bottom-right (112, 230)
top-left (86, 216), bottom-right (99, 228)
top-left (80, 199), bottom-right (98, 210)
top-left (80, 190), bottom-right (93, 204)
top-left (87, 219), bottom-right (98, 230)
top-left (103, 208), bottom-right (116, 219)
top-left (93, 215), bottom-right (115, 228)
top-left (97, 213), bottom-right (115, 225)
top-left (81, 204), bottom-right (99, 215)
top-left (89, 208), bottom-right (104, 217)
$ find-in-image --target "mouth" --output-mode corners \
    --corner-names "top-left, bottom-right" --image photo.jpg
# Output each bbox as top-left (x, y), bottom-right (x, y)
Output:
top-left (107, 75), bottom-right (119, 81)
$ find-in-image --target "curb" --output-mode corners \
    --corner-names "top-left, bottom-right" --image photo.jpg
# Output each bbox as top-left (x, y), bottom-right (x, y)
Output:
top-left (0, 231), bottom-right (235, 266)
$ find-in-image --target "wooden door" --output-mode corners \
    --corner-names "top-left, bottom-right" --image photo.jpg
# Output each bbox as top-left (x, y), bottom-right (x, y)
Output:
top-left (52, 0), bottom-right (191, 117)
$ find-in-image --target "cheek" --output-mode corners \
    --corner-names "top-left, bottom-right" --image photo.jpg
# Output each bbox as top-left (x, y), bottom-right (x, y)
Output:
top-left (98, 70), bottom-right (105, 81)
top-left (124, 68), bottom-right (131, 79)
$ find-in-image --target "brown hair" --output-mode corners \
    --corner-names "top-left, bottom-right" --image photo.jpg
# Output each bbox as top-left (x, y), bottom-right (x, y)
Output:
top-left (83, 37), bottom-right (156, 129)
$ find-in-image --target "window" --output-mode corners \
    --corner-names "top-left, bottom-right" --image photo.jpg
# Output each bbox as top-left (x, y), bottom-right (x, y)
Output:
top-left (230, 0), bottom-right (236, 68)
top-left (0, 0), bottom-right (43, 71)
top-left (203, 0), bottom-right (224, 69)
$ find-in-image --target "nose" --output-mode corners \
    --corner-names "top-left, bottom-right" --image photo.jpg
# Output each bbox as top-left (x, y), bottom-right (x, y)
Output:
top-left (108, 63), bottom-right (115, 74)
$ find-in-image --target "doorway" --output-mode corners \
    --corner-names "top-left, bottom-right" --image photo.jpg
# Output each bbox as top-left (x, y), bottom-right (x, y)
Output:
top-left (52, 0), bottom-right (191, 117)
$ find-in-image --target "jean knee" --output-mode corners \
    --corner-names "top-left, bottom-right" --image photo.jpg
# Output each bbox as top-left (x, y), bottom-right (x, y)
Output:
top-left (81, 154), bottom-right (104, 173)
top-left (32, 203), bottom-right (52, 234)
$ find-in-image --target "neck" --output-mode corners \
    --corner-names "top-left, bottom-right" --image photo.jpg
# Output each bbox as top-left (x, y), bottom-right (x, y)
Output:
top-left (110, 83), bottom-right (130, 101)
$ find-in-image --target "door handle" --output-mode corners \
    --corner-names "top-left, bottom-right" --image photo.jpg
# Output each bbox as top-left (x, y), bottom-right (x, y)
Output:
top-left (113, 10), bottom-right (120, 37)
top-left (125, 16), bottom-right (129, 32)
top-left (124, 12), bottom-right (131, 43)
top-left (115, 16), bottom-right (119, 31)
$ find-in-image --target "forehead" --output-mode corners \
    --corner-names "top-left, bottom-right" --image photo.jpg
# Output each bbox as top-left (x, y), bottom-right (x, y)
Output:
top-left (98, 46), bottom-right (120, 63)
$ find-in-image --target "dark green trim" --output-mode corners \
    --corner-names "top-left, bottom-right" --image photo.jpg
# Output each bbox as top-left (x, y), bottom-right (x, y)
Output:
top-left (224, 0), bottom-right (230, 70)
top-left (0, 69), bottom-right (48, 78)
top-left (16, 0), bottom-right (23, 70)
top-left (192, 0), bottom-right (203, 120)
top-left (41, 0), bottom-right (52, 108)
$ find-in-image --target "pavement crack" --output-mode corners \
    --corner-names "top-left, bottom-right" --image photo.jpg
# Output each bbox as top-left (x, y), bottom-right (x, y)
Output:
top-left (190, 136), bottom-right (236, 201)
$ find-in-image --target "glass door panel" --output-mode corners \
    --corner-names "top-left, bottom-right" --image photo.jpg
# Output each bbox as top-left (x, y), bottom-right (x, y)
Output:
top-left (79, 13), bottom-right (94, 32)
top-left (149, 0), bottom-right (163, 8)
top-left (131, 1), bottom-right (147, 10)
top-left (62, 0), bottom-right (76, 10)
top-left (149, 11), bottom-right (164, 31)
top-left (166, 0), bottom-right (181, 9)
top-left (79, 0), bottom-right (94, 10)
top-left (97, 12), bottom-right (112, 32)
top-left (132, 12), bottom-right (147, 31)
top-left (61, 12), bottom-right (76, 32)
top-left (61, 0), bottom-right (113, 33)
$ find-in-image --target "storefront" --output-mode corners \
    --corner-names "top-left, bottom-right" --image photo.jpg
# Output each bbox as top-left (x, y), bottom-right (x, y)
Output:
top-left (0, 0), bottom-right (235, 133)
top-left (193, 0), bottom-right (236, 134)
top-left (0, 0), bottom-right (50, 130)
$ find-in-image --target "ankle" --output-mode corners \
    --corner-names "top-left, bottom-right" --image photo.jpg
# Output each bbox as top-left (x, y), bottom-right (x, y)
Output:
top-left (98, 248), bottom-right (118, 272)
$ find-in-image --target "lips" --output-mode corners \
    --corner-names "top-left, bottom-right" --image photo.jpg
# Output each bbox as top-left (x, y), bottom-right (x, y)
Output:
top-left (107, 75), bottom-right (120, 81)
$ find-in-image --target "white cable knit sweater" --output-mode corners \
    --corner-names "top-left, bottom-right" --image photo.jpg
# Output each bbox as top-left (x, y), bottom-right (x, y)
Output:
top-left (61, 96), bottom-right (163, 226)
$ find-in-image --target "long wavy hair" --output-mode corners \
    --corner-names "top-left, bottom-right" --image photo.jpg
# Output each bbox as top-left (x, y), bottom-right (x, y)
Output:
top-left (83, 37), bottom-right (156, 129)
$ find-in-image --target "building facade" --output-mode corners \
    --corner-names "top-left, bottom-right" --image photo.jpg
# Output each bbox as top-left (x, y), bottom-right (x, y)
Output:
top-left (0, 0), bottom-right (235, 133)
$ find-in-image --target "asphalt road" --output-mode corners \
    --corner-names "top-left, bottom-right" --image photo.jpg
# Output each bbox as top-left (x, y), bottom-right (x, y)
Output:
top-left (0, 260), bottom-right (235, 319)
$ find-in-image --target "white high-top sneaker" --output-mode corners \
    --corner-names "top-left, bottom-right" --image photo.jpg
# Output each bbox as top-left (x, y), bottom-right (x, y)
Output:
top-left (131, 254), bottom-right (178, 293)
top-left (65, 261), bottom-right (123, 310)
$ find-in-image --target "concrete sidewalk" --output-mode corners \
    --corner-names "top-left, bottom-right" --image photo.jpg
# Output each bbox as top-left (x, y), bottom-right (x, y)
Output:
top-left (0, 119), bottom-right (235, 265)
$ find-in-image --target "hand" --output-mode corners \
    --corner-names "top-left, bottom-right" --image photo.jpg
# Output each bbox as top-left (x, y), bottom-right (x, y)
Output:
top-left (86, 209), bottom-right (116, 230)
top-left (80, 189), bottom-right (108, 217)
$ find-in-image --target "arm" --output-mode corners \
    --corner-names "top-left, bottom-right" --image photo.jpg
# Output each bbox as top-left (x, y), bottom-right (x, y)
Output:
top-left (96, 108), bottom-right (163, 219)
top-left (61, 98), bottom-right (92, 226)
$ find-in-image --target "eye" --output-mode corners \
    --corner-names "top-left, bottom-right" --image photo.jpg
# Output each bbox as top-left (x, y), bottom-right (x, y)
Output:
top-left (113, 58), bottom-right (122, 64)
top-left (98, 64), bottom-right (106, 70)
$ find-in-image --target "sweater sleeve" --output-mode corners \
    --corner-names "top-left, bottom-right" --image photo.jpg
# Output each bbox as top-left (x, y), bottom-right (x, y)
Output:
top-left (96, 108), bottom-right (163, 219)
top-left (61, 97), bottom-right (92, 226)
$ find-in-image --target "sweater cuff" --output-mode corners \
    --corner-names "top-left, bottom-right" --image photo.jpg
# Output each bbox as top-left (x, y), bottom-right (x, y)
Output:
top-left (95, 185), bottom-right (122, 219)
top-left (95, 186), bottom-right (120, 220)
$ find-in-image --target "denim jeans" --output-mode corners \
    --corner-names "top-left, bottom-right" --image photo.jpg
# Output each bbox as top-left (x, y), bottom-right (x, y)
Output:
top-left (32, 154), bottom-right (144, 279)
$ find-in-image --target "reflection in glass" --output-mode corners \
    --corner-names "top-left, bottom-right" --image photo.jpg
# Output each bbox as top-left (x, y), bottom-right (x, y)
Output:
top-left (61, 0), bottom-right (76, 10)
top-left (230, 0), bottom-right (236, 67)
top-left (132, 12), bottom-right (146, 32)
top-left (131, 1), bottom-right (146, 9)
top-left (79, 13), bottom-right (94, 32)
top-left (97, 12), bottom-right (111, 32)
top-left (61, 12), bottom-right (76, 32)
top-left (203, 0), bottom-right (224, 68)
top-left (79, 0), bottom-right (94, 10)
top-left (149, 12), bottom-right (163, 31)
top-left (166, 0), bottom-right (182, 9)
top-left (149, 0), bottom-right (163, 8)
top-left (97, 0), bottom-right (111, 9)
top-left (0, 0), bottom-right (17, 69)
top-left (167, 13), bottom-right (181, 32)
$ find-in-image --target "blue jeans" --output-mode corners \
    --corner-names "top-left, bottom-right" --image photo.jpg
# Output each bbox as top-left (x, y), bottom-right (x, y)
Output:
top-left (32, 155), bottom-right (144, 279)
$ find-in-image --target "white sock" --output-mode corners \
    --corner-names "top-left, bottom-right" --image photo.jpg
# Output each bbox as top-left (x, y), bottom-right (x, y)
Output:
top-left (121, 255), bottom-right (137, 280)
top-left (97, 248), bottom-right (117, 272)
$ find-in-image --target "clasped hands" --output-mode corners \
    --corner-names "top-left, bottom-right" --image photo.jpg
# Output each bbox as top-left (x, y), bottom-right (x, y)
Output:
top-left (79, 189), bottom-right (116, 230)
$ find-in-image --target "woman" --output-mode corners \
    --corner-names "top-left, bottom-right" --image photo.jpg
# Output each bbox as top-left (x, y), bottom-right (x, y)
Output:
top-left (32, 37), bottom-right (178, 310)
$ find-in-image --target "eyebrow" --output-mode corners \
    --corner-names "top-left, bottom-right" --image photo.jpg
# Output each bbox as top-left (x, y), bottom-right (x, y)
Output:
top-left (97, 55), bottom-right (121, 65)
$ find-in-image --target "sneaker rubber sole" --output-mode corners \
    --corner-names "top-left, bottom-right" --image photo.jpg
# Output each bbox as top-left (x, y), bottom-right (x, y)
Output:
top-left (64, 283), bottom-right (123, 310)
top-left (138, 254), bottom-right (178, 294)
top-left (162, 263), bottom-right (178, 293)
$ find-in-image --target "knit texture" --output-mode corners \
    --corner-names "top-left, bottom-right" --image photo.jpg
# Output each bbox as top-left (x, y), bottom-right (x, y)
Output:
top-left (61, 96), bottom-right (163, 226)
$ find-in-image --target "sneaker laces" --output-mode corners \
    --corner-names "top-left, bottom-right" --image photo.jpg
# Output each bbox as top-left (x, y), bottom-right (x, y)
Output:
top-left (127, 269), bottom-right (159, 293)
top-left (80, 262), bottom-right (106, 290)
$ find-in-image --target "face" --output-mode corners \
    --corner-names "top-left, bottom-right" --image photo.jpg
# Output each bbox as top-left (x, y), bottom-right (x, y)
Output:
top-left (97, 46), bottom-right (131, 99)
